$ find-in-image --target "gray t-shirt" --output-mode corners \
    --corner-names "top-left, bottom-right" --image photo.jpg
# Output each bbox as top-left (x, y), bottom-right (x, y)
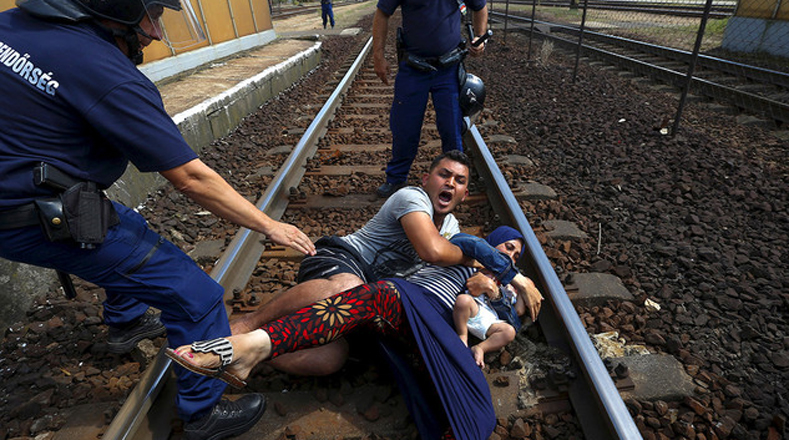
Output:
top-left (340, 186), bottom-right (460, 280)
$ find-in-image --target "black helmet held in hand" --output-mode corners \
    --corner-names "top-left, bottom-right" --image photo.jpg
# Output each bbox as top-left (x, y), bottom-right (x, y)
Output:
top-left (459, 73), bottom-right (486, 119)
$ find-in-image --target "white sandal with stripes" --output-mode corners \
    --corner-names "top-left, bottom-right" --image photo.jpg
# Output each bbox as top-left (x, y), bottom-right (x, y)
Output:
top-left (165, 338), bottom-right (246, 389)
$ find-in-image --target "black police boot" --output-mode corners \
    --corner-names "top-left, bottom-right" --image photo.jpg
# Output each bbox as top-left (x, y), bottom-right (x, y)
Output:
top-left (106, 308), bottom-right (166, 354)
top-left (376, 181), bottom-right (406, 198)
top-left (183, 394), bottom-right (267, 440)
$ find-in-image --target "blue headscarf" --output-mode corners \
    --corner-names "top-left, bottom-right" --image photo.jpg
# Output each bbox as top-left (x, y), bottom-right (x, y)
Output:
top-left (484, 226), bottom-right (525, 262)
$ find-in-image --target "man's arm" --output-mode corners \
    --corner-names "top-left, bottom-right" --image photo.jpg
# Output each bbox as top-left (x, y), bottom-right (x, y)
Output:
top-left (450, 232), bottom-right (518, 284)
top-left (400, 211), bottom-right (475, 266)
top-left (469, 5), bottom-right (489, 57)
top-left (509, 273), bottom-right (543, 322)
top-left (372, 8), bottom-right (391, 84)
top-left (160, 158), bottom-right (316, 255)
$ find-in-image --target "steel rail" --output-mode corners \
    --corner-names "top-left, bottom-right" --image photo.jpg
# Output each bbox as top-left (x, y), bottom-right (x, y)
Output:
top-left (464, 122), bottom-right (643, 440)
top-left (103, 36), bottom-right (373, 440)
top-left (491, 11), bottom-right (789, 124)
top-left (499, 0), bottom-right (735, 18)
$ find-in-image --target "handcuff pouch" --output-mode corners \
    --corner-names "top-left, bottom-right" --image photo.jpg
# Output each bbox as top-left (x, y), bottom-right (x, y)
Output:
top-left (34, 197), bottom-right (72, 242)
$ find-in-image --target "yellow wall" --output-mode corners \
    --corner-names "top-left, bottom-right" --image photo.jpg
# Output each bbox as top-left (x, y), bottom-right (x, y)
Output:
top-left (736, 0), bottom-right (787, 19)
top-left (779, 0), bottom-right (789, 20)
top-left (251, 0), bottom-right (273, 31)
top-left (0, 0), bottom-right (273, 64)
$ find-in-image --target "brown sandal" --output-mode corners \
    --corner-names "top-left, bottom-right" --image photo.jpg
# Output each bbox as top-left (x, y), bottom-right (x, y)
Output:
top-left (165, 338), bottom-right (246, 389)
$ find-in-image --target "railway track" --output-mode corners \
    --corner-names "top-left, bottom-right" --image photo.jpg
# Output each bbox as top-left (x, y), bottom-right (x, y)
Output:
top-left (490, 10), bottom-right (789, 127)
top-left (491, 0), bottom-right (735, 19)
top-left (101, 34), bottom-right (643, 440)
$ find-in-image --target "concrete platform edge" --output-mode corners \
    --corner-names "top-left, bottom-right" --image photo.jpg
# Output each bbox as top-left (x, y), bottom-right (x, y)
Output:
top-left (140, 29), bottom-right (278, 84)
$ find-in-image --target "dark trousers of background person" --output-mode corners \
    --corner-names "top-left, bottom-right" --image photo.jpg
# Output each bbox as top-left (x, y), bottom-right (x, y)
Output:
top-left (384, 62), bottom-right (464, 187)
top-left (322, 3), bottom-right (335, 29)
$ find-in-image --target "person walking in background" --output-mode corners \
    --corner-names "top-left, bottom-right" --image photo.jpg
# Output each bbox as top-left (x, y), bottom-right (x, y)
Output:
top-left (372, 0), bottom-right (489, 198)
top-left (321, 0), bottom-right (335, 29)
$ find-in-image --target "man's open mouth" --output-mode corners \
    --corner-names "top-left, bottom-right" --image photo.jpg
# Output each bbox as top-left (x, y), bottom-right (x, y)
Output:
top-left (438, 190), bottom-right (453, 203)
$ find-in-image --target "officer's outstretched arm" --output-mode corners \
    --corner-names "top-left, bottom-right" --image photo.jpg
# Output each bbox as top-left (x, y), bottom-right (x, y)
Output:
top-left (161, 159), bottom-right (316, 256)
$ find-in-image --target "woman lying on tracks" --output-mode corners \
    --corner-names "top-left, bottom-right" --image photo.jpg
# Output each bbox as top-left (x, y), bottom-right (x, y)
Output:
top-left (167, 226), bottom-right (543, 440)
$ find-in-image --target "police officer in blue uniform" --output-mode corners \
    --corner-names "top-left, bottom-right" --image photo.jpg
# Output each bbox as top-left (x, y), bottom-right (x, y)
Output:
top-left (320, 0), bottom-right (334, 29)
top-left (0, 0), bottom-right (315, 438)
top-left (373, 0), bottom-right (488, 198)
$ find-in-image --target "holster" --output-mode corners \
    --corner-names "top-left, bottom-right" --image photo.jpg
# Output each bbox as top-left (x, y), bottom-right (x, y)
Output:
top-left (404, 53), bottom-right (438, 72)
top-left (402, 45), bottom-right (466, 73)
top-left (32, 163), bottom-right (119, 248)
top-left (60, 181), bottom-right (119, 248)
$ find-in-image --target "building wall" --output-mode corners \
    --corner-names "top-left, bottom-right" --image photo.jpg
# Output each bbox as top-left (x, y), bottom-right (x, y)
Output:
top-left (736, 0), bottom-right (788, 20)
top-left (722, 0), bottom-right (789, 57)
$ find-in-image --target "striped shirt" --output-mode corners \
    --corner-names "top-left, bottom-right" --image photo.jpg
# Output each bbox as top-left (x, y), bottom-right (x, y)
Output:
top-left (405, 264), bottom-right (477, 311)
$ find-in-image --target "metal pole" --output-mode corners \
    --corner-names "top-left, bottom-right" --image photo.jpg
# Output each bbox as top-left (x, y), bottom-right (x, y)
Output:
top-left (527, 0), bottom-right (537, 60)
top-left (249, 0), bottom-right (260, 33)
top-left (195, 0), bottom-right (213, 46)
top-left (226, 0), bottom-right (240, 38)
top-left (772, 0), bottom-right (783, 19)
top-left (504, 0), bottom-right (510, 44)
top-left (572, 0), bottom-right (589, 82)
top-left (671, 0), bottom-right (715, 135)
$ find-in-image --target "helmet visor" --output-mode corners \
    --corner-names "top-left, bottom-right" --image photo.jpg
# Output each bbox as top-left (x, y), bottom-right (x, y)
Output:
top-left (144, 0), bottom-right (206, 51)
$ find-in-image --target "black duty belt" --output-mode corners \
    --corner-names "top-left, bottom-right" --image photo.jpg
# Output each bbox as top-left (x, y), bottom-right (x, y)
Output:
top-left (0, 203), bottom-right (40, 230)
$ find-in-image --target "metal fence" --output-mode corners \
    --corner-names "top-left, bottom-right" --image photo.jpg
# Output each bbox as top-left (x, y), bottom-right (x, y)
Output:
top-left (488, 0), bottom-right (789, 132)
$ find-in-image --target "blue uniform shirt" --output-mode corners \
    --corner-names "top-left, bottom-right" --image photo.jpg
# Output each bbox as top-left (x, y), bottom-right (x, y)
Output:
top-left (377, 0), bottom-right (486, 58)
top-left (0, 9), bottom-right (198, 208)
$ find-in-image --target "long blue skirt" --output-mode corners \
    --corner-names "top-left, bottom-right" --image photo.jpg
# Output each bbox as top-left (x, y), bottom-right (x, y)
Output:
top-left (381, 279), bottom-right (496, 440)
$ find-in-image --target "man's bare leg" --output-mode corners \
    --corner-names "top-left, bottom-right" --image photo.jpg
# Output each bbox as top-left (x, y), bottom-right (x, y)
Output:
top-left (265, 339), bottom-right (350, 376)
top-left (230, 273), bottom-right (363, 334)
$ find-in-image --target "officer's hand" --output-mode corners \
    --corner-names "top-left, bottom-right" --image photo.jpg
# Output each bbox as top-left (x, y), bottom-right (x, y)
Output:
top-left (469, 38), bottom-right (485, 57)
top-left (267, 221), bottom-right (316, 256)
top-left (374, 53), bottom-right (390, 85)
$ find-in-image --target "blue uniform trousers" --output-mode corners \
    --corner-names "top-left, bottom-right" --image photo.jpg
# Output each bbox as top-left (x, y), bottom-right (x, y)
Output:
top-left (321, 3), bottom-right (335, 28)
top-left (385, 62), bottom-right (464, 185)
top-left (0, 202), bottom-right (228, 421)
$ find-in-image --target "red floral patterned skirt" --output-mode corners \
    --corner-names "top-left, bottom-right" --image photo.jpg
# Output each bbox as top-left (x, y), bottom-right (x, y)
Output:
top-left (261, 280), bottom-right (407, 358)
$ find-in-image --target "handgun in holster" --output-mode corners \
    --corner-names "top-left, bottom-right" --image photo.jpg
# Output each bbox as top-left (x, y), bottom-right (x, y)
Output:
top-left (33, 162), bottom-right (81, 243)
top-left (32, 162), bottom-right (119, 249)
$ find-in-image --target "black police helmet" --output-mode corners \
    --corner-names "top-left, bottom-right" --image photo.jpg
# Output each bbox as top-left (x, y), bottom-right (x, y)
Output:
top-left (459, 73), bottom-right (486, 118)
top-left (76, 0), bottom-right (181, 25)
top-left (16, 0), bottom-right (180, 25)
